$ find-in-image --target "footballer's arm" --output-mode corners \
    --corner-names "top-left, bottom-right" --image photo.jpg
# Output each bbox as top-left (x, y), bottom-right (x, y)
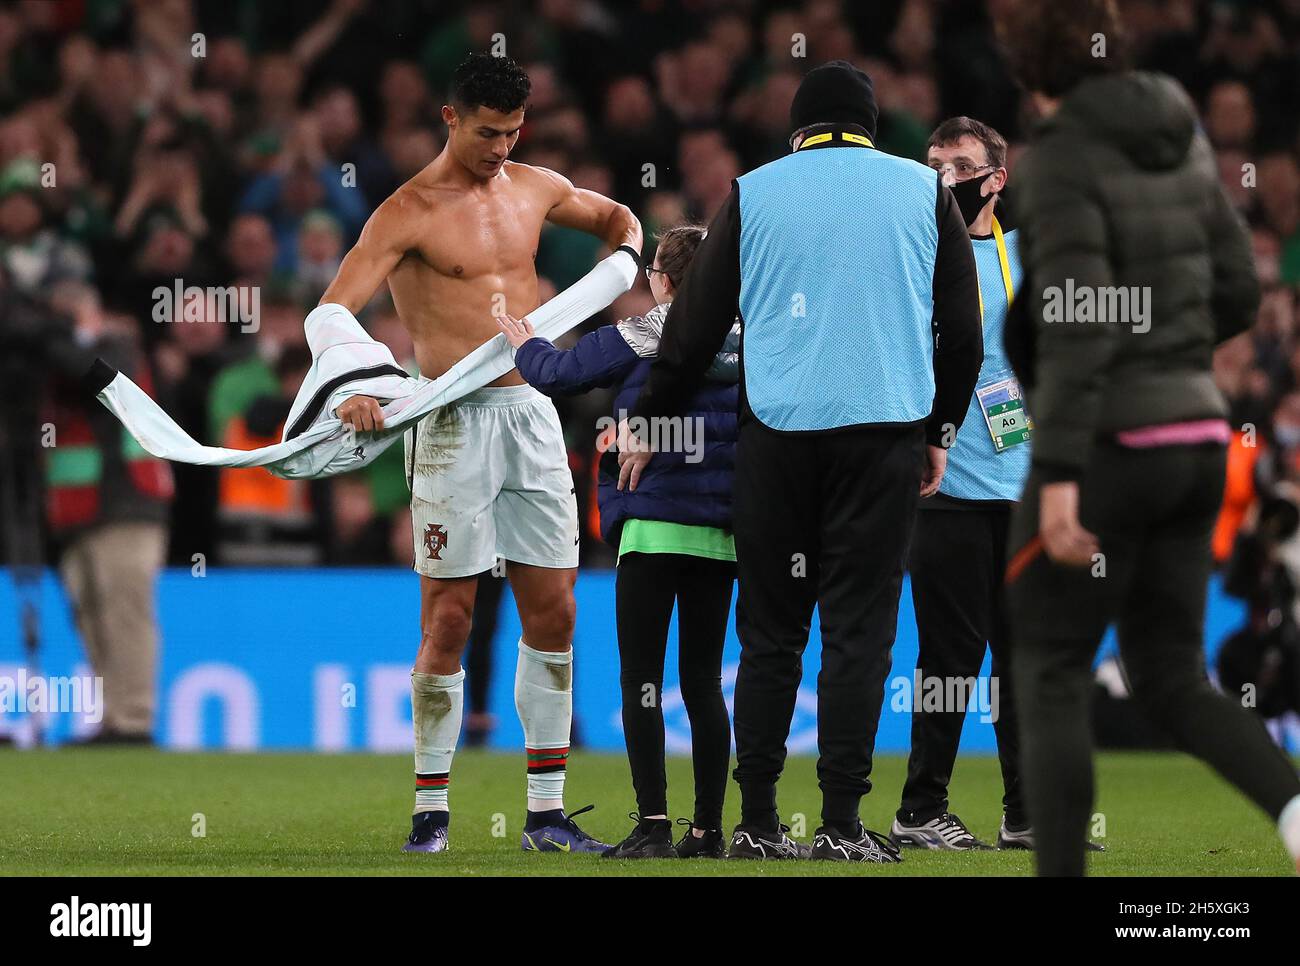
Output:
top-left (539, 167), bottom-right (643, 257)
top-left (321, 196), bottom-right (421, 433)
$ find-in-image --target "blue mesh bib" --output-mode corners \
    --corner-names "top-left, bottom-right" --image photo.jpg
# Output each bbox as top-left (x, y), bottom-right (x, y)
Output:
top-left (737, 147), bottom-right (941, 431)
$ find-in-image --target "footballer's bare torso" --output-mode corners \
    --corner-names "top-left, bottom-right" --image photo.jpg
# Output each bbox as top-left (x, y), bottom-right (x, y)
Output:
top-left (385, 160), bottom-right (557, 387)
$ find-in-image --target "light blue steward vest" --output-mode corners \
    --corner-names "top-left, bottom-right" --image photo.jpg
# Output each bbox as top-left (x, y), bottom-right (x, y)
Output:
top-left (938, 226), bottom-right (1032, 502)
top-left (737, 146), bottom-right (941, 431)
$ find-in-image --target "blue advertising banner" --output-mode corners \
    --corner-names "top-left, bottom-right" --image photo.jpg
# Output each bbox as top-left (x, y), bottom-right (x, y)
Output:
top-left (0, 568), bottom-right (1266, 752)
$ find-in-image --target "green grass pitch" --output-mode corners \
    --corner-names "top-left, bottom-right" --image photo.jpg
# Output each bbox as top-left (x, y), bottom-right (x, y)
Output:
top-left (0, 749), bottom-right (1293, 876)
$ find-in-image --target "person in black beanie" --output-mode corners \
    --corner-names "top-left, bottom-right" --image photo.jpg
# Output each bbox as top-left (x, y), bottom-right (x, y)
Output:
top-left (787, 59), bottom-right (880, 134)
top-left (623, 60), bottom-right (982, 861)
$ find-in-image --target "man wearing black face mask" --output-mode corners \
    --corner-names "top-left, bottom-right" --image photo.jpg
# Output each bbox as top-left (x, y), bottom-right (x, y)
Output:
top-left (894, 117), bottom-right (1042, 852)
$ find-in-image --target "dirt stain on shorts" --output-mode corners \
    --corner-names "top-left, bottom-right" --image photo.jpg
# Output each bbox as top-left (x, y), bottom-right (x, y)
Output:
top-left (415, 405), bottom-right (465, 477)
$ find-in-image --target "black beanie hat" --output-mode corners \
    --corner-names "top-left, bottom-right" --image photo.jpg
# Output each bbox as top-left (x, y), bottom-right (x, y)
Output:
top-left (789, 60), bottom-right (879, 140)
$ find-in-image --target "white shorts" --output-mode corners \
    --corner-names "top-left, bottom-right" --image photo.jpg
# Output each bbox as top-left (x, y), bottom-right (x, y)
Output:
top-left (405, 383), bottom-right (579, 578)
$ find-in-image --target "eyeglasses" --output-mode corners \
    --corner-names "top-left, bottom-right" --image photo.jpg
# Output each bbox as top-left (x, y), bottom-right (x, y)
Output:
top-left (644, 266), bottom-right (668, 282)
top-left (930, 161), bottom-right (995, 181)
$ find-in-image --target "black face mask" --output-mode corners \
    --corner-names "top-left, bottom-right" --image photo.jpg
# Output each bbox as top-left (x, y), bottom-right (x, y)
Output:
top-left (948, 171), bottom-right (997, 228)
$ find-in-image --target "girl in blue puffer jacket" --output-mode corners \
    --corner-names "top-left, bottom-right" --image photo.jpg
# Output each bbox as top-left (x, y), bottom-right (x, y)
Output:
top-left (498, 224), bottom-right (737, 860)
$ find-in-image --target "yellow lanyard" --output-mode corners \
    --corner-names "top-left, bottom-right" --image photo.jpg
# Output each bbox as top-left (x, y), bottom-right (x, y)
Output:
top-left (976, 216), bottom-right (1015, 320)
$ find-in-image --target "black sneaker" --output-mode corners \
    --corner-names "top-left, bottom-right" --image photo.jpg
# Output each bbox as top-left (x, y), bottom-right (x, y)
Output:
top-left (601, 813), bottom-right (676, 859)
top-left (726, 823), bottom-right (810, 860)
top-left (812, 822), bottom-right (903, 863)
top-left (996, 816), bottom-right (1106, 852)
top-left (674, 819), bottom-right (726, 859)
top-left (891, 812), bottom-right (992, 851)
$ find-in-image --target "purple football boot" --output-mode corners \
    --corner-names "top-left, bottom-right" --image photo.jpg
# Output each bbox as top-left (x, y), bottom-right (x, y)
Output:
top-left (402, 811), bottom-right (450, 853)
top-left (520, 805), bottom-right (609, 854)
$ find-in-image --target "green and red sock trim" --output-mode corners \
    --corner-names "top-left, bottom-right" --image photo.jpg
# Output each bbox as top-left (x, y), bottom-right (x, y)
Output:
top-left (526, 746), bottom-right (568, 775)
top-left (415, 772), bottom-right (449, 790)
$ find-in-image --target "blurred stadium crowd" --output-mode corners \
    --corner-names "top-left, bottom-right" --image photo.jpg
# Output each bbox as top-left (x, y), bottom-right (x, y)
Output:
top-left (2, 0), bottom-right (1300, 574)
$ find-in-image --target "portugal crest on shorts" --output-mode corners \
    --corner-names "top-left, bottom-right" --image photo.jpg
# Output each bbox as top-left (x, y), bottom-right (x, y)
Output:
top-left (423, 523), bottom-right (448, 560)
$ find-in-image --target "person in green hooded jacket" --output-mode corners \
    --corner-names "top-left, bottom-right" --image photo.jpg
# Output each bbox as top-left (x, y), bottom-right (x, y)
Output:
top-left (997, 0), bottom-right (1300, 876)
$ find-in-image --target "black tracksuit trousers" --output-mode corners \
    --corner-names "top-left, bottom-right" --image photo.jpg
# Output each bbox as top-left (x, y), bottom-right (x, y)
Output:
top-left (900, 505), bottom-right (1025, 828)
top-left (615, 550), bottom-right (735, 829)
top-left (731, 419), bottom-right (924, 831)
top-left (1007, 441), bottom-right (1300, 876)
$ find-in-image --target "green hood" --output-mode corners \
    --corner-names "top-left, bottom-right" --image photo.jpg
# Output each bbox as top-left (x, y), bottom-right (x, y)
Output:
top-left (1050, 71), bottom-right (1197, 172)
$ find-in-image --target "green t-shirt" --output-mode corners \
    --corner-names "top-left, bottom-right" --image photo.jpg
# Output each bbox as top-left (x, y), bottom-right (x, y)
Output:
top-left (208, 355), bottom-right (277, 443)
top-left (618, 519), bottom-right (736, 562)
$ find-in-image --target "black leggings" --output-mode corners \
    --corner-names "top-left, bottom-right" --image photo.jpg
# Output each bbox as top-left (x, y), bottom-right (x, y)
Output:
top-left (615, 550), bottom-right (735, 829)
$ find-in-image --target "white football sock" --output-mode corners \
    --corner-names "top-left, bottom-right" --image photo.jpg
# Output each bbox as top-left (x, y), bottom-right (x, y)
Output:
top-left (411, 668), bottom-right (464, 814)
top-left (515, 639), bottom-right (572, 812)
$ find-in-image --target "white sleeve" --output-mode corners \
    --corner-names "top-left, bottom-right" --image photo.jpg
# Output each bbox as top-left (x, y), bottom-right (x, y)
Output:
top-left (92, 363), bottom-right (323, 469)
top-left (92, 248), bottom-right (642, 478)
top-left (518, 247), bottom-right (640, 346)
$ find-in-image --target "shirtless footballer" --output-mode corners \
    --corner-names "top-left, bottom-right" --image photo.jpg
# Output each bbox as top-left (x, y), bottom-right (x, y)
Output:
top-left (321, 54), bottom-right (642, 855)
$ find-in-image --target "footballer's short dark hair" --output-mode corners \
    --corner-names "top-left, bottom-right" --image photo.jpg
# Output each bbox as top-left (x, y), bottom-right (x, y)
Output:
top-left (449, 53), bottom-right (531, 114)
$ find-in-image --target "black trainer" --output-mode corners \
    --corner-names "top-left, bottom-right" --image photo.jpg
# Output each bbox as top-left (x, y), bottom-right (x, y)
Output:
top-left (726, 823), bottom-right (810, 860)
top-left (674, 819), bottom-right (726, 859)
top-left (812, 822), bottom-right (903, 863)
top-left (601, 813), bottom-right (676, 859)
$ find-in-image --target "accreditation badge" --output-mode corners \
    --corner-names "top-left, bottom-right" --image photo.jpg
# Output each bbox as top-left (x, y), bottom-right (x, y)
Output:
top-left (976, 376), bottom-right (1032, 452)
